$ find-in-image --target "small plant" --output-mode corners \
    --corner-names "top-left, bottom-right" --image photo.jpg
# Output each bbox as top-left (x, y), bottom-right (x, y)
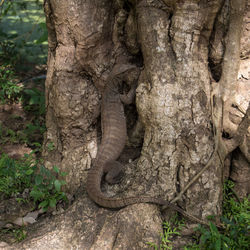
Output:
top-left (0, 84), bottom-right (46, 146)
top-left (47, 141), bottom-right (55, 152)
top-left (0, 153), bottom-right (35, 198)
top-left (22, 88), bottom-right (45, 116)
top-left (0, 123), bottom-right (3, 139)
top-left (193, 222), bottom-right (231, 250)
top-left (0, 227), bottom-right (27, 243)
top-left (12, 227), bottom-right (27, 242)
top-left (147, 214), bottom-right (184, 250)
top-left (23, 122), bottom-right (46, 145)
top-left (30, 165), bottom-right (67, 211)
top-left (149, 180), bottom-right (249, 250)
top-left (6, 128), bottom-right (20, 143)
top-left (0, 123), bottom-right (44, 146)
top-left (0, 153), bottom-right (68, 211)
top-left (21, 86), bottom-right (46, 146)
top-left (221, 180), bottom-right (249, 249)
top-left (0, 0), bottom-right (48, 68)
top-left (0, 64), bottom-right (21, 103)
top-left (185, 180), bottom-right (250, 250)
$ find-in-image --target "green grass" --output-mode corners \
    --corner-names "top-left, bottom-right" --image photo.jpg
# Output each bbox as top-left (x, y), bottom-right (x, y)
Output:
top-left (147, 215), bottom-right (185, 250)
top-left (148, 180), bottom-right (249, 250)
top-left (0, 62), bottom-right (46, 147)
top-left (0, 153), bottom-right (68, 211)
top-left (0, 0), bottom-right (47, 69)
top-left (0, 2), bottom-right (67, 242)
top-left (0, 227), bottom-right (27, 243)
top-left (0, 1), bottom-right (47, 147)
top-left (185, 181), bottom-right (250, 250)
top-left (0, 153), bottom-right (34, 198)
top-left (0, 64), bottom-right (22, 103)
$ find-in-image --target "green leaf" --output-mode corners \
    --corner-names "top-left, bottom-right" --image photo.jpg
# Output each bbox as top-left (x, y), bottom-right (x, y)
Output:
top-left (54, 180), bottom-right (61, 192)
top-left (35, 174), bottom-right (43, 185)
top-left (209, 222), bottom-right (219, 234)
top-left (30, 189), bottom-right (44, 201)
top-left (39, 22), bottom-right (47, 29)
top-left (49, 198), bottom-right (57, 207)
top-left (221, 216), bottom-right (233, 225)
top-left (200, 231), bottom-right (210, 244)
top-left (23, 89), bottom-right (37, 96)
top-left (40, 165), bottom-right (52, 178)
top-left (60, 192), bottom-right (67, 201)
top-left (215, 238), bottom-right (221, 250)
top-left (47, 183), bottom-right (54, 190)
top-left (25, 169), bottom-right (33, 175)
top-left (38, 200), bottom-right (49, 209)
top-left (53, 166), bottom-right (59, 173)
top-left (60, 171), bottom-right (68, 177)
top-left (29, 96), bottom-right (39, 105)
top-left (35, 33), bottom-right (48, 44)
top-left (60, 180), bottom-right (66, 185)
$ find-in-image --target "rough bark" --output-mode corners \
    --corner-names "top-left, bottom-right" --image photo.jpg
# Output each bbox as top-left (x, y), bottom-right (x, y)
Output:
top-left (228, 1), bottom-right (250, 199)
top-left (2, 0), bottom-right (248, 249)
top-left (136, 0), bottom-right (223, 222)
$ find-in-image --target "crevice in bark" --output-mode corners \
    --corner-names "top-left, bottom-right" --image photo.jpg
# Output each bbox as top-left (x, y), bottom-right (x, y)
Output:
top-left (176, 165), bottom-right (181, 194)
top-left (79, 70), bottom-right (93, 83)
top-left (208, 0), bottom-right (230, 82)
top-left (128, 50), bottom-right (144, 67)
top-left (167, 12), bottom-right (177, 63)
top-left (208, 60), bottom-right (222, 82)
top-left (230, 148), bottom-right (250, 198)
top-left (222, 130), bottom-right (232, 139)
top-left (44, 0), bottom-right (57, 54)
top-left (123, 0), bottom-right (132, 12)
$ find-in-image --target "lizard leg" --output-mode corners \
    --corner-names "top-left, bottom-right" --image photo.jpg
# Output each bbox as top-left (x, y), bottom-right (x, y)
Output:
top-left (119, 66), bottom-right (140, 104)
top-left (104, 160), bottom-right (124, 184)
top-left (120, 83), bottom-right (137, 105)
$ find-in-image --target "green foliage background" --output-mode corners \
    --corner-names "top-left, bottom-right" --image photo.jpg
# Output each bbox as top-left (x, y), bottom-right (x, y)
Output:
top-left (0, 0), bottom-right (47, 69)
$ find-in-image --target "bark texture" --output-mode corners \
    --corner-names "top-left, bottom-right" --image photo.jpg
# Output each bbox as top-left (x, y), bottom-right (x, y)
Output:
top-left (2, 0), bottom-right (248, 249)
top-left (136, 1), bottom-right (222, 221)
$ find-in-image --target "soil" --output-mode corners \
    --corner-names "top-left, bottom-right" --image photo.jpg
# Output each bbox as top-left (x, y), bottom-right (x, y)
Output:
top-left (0, 69), bottom-right (47, 243)
top-left (0, 64), bottom-right (46, 158)
top-left (0, 103), bottom-right (32, 159)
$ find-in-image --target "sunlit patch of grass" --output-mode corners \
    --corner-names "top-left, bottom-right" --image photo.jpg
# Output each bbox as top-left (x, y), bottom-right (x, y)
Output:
top-left (0, 0), bottom-right (47, 67)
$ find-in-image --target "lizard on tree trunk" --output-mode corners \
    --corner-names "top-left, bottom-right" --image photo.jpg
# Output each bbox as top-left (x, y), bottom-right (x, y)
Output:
top-left (86, 64), bottom-right (211, 226)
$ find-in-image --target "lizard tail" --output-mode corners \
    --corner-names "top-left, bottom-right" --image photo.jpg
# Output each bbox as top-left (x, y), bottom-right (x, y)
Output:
top-left (86, 165), bottom-right (210, 226)
top-left (86, 164), bottom-right (167, 208)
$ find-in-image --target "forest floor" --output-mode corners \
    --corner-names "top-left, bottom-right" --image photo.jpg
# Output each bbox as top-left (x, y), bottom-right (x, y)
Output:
top-left (0, 66), bottom-right (48, 243)
top-left (0, 0), bottom-right (47, 159)
top-left (0, 2), bottom-right (49, 243)
top-left (0, 65), bottom-right (46, 155)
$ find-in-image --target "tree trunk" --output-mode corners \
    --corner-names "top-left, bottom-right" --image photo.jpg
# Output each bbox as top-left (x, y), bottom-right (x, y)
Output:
top-left (5, 0), bottom-right (249, 249)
